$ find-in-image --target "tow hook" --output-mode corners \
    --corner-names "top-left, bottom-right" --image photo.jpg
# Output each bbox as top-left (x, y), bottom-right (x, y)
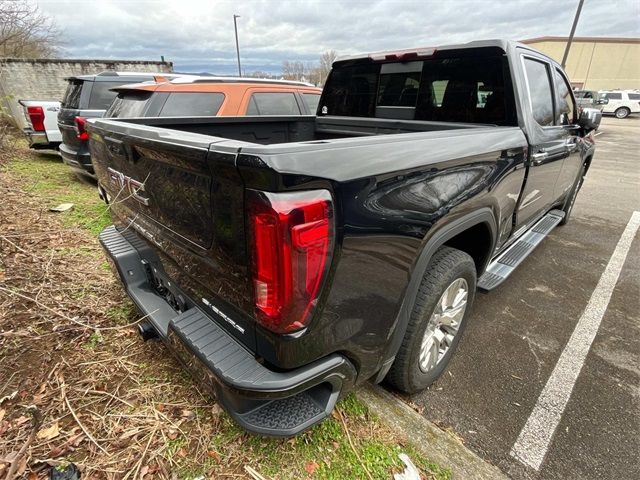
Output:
top-left (138, 322), bottom-right (159, 341)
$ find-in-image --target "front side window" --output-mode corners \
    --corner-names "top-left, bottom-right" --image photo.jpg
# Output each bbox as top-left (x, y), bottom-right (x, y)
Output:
top-left (159, 92), bottom-right (225, 117)
top-left (523, 58), bottom-right (554, 126)
top-left (605, 92), bottom-right (622, 100)
top-left (246, 92), bottom-right (301, 115)
top-left (554, 69), bottom-right (575, 125)
top-left (88, 81), bottom-right (122, 110)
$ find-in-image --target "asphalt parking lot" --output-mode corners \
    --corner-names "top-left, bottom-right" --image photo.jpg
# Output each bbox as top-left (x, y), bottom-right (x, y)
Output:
top-left (400, 116), bottom-right (640, 480)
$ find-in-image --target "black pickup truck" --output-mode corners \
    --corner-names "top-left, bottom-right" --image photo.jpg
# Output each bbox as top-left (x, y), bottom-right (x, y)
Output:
top-left (88, 40), bottom-right (600, 437)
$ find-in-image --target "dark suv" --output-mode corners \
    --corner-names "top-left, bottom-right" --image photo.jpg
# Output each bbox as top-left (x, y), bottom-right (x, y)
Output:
top-left (57, 72), bottom-right (175, 177)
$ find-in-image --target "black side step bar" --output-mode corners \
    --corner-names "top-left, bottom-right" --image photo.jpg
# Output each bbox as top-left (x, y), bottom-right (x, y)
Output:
top-left (478, 209), bottom-right (565, 291)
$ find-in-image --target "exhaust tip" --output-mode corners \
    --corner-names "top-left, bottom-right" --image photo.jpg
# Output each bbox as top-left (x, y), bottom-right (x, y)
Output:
top-left (138, 322), bottom-right (158, 341)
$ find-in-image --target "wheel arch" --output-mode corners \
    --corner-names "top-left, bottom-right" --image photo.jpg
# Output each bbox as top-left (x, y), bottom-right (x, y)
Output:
top-left (373, 208), bottom-right (497, 383)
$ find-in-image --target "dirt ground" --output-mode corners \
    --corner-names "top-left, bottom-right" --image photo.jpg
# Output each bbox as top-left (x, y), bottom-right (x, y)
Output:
top-left (0, 140), bottom-right (448, 480)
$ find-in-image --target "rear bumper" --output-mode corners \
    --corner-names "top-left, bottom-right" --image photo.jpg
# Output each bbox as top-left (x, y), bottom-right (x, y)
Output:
top-left (98, 225), bottom-right (356, 437)
top-left (23, 130), bottom-right (59, 150)
top-left (59, 142), bottom-right (95, 177)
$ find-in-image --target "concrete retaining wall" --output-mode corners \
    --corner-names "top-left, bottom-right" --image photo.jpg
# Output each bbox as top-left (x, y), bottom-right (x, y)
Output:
top-left (0, 58), bottom-right (172, 128)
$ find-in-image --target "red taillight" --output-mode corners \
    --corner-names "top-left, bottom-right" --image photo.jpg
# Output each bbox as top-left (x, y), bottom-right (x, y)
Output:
top-left (248, 189), bottom-right (334, 334)
top-left (26, 106), bottom-right (45, 132)
top-left (74, 116), bottom-right (88, 141)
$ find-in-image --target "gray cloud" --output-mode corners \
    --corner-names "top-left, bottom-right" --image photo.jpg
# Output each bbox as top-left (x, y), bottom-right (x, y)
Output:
top-left (36, 0), bottom-right (640, 74)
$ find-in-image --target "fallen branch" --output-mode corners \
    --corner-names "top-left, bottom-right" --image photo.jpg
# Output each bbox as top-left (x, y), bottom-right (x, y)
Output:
top-left (6, 406), bottom-right (42, 480)
top-left (0, 285), bottom-right (153, 331)
top-left (337, 407), bottom-right (374, 480)
top-left (64, 392), bottom-right (108, 455)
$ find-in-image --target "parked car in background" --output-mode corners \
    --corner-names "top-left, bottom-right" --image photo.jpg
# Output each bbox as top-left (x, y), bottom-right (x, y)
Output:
top-left (105, 77), bottom-right (322, 119)
top-left (88, 40), bottom-right (600, 436)
top-left (599, 90), bottom-right (640, 118)
top-left (18, 100), bottom-right (62, 150)
top-left (57, 72), bottom-right (180, 178)
top-left (573, 90), bottom-right (606, 110)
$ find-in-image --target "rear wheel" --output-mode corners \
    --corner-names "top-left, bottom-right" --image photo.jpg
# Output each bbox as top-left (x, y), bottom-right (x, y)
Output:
top-left (615, 107), bottom-right (630, 119)
top-left (386, 247), bottom-right (476, 393)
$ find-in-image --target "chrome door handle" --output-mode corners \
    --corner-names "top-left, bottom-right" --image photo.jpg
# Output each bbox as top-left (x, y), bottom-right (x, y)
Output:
top-left (531, 152), bottom-right (548, 165)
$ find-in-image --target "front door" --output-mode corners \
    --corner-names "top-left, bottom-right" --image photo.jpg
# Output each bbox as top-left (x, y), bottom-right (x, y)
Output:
top-left (515, 55), bottom-right (566, 229)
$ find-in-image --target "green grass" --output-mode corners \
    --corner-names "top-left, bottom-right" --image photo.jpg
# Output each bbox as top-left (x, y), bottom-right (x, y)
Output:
top-left (6, 152), bottom-right (110, 236)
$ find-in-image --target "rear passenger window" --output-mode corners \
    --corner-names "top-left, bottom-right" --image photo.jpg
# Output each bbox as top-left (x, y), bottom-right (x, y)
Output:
top-left (302, 93), bottom-right (321, 113)
top-left (627, 93), bottom-right (640, 100)
top-left (88, 82), bottom-right (122, 110)
top-left (523, 58), bottom-right (554, 126)
top-left (159, 93), bottom-right (225, 117)
top-left (246, 93), bottom-right (301, 115)
top-left (554, 69), bottom-right (575, 125)
top-left (106, 91), bottom-right (153, 118)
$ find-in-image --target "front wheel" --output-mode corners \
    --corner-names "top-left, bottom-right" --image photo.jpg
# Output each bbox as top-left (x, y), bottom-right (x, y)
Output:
top-left (386, 247), bottom-right (476, 394)
top-left (615, 107), bottom-right (630, 119)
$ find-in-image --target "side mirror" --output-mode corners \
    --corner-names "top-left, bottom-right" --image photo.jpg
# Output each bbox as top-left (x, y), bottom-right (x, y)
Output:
top-left (596, 98), bottom-right (608, 105)
top-left (579, 107), bottom-right (602, 132)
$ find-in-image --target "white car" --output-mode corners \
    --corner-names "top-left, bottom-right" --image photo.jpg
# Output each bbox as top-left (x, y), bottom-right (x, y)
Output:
top-left (18, 100), bottom-right (62, 150)
top-left (598, 90), bottom-right (640, 119)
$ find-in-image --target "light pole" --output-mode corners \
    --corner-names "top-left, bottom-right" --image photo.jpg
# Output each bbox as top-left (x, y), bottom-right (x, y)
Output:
top-left (561, 0), bottom-right (584, 68)
top-left (233, 14), bottom-right (242, 77)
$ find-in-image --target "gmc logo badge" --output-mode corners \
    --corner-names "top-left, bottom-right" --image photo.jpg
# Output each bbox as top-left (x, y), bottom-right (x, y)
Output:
top-left (107, 167), bottom-right (150, 206)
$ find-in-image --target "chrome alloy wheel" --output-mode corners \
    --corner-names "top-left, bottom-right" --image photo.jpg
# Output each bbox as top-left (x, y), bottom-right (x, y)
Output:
top-left (418, 278), bottom-right (469, 373)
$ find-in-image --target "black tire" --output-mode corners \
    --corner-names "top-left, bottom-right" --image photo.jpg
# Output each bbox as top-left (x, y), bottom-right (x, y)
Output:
top-left (614, 107), bottom-right (630, 119)
top-left (386, 246), bottom-right (476, 393)
top-left (559, 165), bottom-right (586, 226)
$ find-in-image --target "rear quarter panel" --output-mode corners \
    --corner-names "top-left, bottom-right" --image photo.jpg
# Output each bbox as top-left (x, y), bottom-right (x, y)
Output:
top-left (239, 127), bottom-right (528, 377)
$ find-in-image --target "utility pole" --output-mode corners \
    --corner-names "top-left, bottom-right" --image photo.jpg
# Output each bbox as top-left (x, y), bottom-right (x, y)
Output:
top-left (233, 14), bottom-right (242, 77)
top-left (561, 0), bottom-right (584, 68)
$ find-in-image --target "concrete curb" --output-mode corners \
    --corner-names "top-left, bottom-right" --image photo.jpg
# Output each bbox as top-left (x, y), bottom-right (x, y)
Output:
top-left (357, 384), bottom-right (507, 480)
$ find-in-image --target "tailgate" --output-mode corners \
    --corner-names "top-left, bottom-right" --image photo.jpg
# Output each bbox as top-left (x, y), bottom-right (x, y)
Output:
top-left (87, 119), bottom-right (255, 345)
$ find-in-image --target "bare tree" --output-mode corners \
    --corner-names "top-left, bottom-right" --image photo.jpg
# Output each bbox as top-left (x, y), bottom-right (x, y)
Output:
top-left (318, 50), bottom-right (337, 84)
top-left (0, 0), bottom-right (62, 58)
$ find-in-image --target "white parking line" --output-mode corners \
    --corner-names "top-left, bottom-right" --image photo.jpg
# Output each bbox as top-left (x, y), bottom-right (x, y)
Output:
top-left (510, 210), bottom-right (640, 470)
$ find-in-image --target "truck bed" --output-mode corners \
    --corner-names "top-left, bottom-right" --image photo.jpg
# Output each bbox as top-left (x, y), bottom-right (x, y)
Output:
top-left (97, 114), bottom-right (492, 145)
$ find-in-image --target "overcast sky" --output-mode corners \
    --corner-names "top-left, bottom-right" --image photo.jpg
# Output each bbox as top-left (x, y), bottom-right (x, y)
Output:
top-left (36, 0), bottom-right (640, 75)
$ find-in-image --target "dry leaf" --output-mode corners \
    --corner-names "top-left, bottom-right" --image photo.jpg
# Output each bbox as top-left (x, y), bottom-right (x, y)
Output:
top-left (177, 447), bottom-right (187, 458)
top-left (14, 415), bottom-right (30, 426)
top-left (167, 430), bottom-right (179, 440)
top-left (304, 461), bottom-right (319, 475)
top-left (211, 404), bottom-right (223, 415)
top-left (0, 409), bottom-right (5, 422)
top-left (180, 409), bottom-right (194, 419)
top-left (139, 465), bottom-right (149, 478)
top-left (37, 422), bottom-right (60, 440)
top-left (207, 450), bottom-right (221, 462)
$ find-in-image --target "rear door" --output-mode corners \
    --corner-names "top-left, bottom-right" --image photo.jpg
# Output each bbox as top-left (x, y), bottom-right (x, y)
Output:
top-left (514, 54), bottom-right (567, 229)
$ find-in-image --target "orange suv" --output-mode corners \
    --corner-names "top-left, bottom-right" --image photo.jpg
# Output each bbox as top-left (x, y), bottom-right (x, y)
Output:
top-left (105, 76), bottom-right (322, 118)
